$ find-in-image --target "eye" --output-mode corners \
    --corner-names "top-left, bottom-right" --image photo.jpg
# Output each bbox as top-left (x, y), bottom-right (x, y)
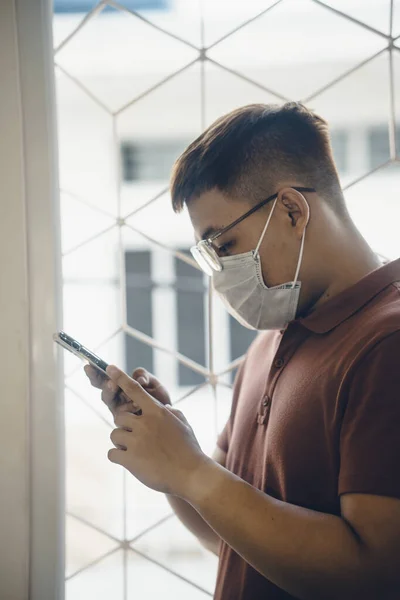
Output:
top-left (217, 240), bottom-right (235, 256)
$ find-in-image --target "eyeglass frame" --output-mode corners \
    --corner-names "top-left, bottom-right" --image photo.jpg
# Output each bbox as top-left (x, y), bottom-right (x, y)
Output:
top-left (190, 186), bottom-right (316, 274)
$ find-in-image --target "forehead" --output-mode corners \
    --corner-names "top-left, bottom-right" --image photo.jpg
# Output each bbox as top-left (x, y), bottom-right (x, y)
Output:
top-left (187, 189), bottom-right (251, 241)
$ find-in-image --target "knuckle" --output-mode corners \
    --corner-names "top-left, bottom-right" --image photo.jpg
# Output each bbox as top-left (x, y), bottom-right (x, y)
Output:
top-left (128, 378), bottom-right (140, 391)
top-left (114, 413), bottom-right (133, 429)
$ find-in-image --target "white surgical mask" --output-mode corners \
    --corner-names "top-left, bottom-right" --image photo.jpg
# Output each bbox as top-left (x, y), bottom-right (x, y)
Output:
top-left (212, 197), bottom-right (307, 330)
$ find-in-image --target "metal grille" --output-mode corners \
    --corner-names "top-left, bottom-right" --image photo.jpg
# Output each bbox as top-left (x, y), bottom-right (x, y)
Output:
top-left (54, 1), bottom-right (400, 597)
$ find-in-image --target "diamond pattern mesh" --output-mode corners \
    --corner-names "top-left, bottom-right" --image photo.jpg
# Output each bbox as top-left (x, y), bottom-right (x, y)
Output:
top-left (54, 1), bottom-right (400, 597)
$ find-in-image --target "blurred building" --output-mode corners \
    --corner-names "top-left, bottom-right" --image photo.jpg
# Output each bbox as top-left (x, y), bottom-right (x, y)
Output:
top-left (53, 0), bottom-right (400, 597)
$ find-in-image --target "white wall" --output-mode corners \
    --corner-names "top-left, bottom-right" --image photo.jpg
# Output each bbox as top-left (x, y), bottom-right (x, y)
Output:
top-left (0, 1), bottom-right (64, 599)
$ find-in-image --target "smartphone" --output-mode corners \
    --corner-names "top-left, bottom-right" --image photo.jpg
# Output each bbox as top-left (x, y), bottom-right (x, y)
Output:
top-left (53, 331), bottom-right (109, 376)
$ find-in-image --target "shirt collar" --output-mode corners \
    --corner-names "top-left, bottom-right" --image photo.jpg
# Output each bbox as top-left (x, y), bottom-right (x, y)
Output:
top-left (296, 258), bottom-right (400, 334)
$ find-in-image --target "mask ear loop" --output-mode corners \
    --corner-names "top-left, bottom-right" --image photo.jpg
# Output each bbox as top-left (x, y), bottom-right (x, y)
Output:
top-left (291, 200), bottom-right (310, 289)
top-left (254, 196), bottom-right (279, 258)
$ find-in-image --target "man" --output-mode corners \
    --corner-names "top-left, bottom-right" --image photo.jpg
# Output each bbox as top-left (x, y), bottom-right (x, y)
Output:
top-left (86, 102), bottom-right (400, 599)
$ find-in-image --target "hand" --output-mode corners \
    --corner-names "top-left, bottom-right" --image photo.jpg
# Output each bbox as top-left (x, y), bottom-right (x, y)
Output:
top-left (130, 367), bottom-right (171, 407)
top-left (84, 365), bottom-right (171, 418)
top-left (105, 365), bottom-right (210, 499)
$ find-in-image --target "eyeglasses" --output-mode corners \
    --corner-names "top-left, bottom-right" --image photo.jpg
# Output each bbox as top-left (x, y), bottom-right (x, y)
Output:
top-left (190, 187), bottom-right (315, 276)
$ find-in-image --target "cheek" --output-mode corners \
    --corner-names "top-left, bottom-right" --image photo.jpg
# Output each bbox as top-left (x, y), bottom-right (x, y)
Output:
top-left (259, 260), bottom-right (279, 287)
top-left (259, 239), bottom-right (293, 287)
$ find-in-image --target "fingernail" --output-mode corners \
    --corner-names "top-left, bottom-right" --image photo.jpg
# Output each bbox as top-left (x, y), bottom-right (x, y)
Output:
top-left (137, 377), bottom-right (147, 386)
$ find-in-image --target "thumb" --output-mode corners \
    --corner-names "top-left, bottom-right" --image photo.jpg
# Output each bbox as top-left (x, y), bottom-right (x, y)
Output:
top-left (131, 367), bottom-right (150, 386)
top-left (165, 405), bottom-right (188, 424)
top-left (106, 365), bottom-right (152, 411)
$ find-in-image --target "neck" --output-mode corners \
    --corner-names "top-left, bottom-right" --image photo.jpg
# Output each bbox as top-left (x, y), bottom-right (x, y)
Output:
top-left (304, 224), bottom-right (383, 316)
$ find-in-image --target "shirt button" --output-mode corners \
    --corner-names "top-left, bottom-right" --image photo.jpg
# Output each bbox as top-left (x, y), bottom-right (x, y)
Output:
top-left (274, 357), bottom-right (284, 368)
top-left (263, 396), bottom-right (270, 407)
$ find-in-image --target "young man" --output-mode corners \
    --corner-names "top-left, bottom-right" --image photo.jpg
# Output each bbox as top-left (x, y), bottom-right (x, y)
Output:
top-left (86, 102), bottom-right (400, 599)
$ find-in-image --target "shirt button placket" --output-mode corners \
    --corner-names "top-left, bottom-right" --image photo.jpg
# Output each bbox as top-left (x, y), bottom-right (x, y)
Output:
top-left (257, 395), bottom-right (271, 425)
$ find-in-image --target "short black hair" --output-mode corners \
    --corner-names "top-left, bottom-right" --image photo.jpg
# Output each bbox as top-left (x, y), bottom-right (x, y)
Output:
top-left (170, 102), bottom-right (346, 216)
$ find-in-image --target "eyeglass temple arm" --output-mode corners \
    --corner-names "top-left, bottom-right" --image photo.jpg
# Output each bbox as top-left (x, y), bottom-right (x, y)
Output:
top-left (209, 194), bottom-right (278, 242)
top-left (209, 187), bottom-right (315, 243)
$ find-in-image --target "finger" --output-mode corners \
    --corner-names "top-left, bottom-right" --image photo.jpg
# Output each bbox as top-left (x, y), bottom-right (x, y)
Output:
top-left (113, 398), bottom-right (143, 417)
top-left (146, 380), bottom-right (171, 401)
top-left (106, 365), bottom-right (153, 410)
top-left (84, 364), bottom-right (108, 389)
top-left (130, 369), bottom-right (171, 406)
top-left (101, 385), bottom-right (123, 411)
top-left (106, 379), bottom-right (119, 394)
top-left (132, 368), bottom-right (163, 395)
top-left (165, 405), bottom-right (187, 423)
top-left (131, 367), bottom-right (150, 386)
top-left (108, 448), bottom-right (125, 466)
top-left (84, 365), bottom-right (117, 403)
top-left (110, 427), bottom-right (131, 448)
top-left (114, 413), bottom-right (137, 429)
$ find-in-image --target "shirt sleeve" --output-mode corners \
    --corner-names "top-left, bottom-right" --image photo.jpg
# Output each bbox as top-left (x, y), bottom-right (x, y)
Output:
top-left (338, 330), bottom-right (400, 499)
top-left (216, 359), bottom-right (247, 454)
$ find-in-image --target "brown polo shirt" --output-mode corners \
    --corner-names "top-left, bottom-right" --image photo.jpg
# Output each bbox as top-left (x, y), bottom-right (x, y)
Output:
top-left (215, 258), bottom-right (400, 600)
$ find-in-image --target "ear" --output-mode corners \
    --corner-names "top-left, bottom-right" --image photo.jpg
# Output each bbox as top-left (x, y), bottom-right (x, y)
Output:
top-left (277, 187), bottom-right (310, 239)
